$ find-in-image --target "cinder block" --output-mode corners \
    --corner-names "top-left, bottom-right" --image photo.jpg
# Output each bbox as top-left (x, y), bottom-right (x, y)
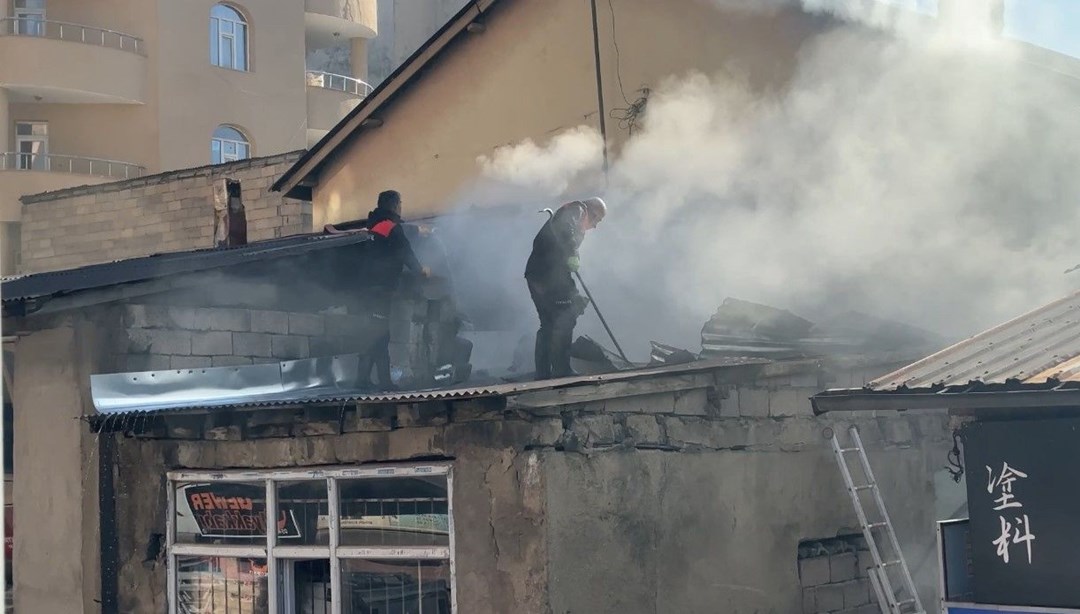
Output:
top-left (233, 332), bottom-right (273, 357)
top-left (830, 552), bottom-right (857, 582)
top-left (271, 335), bottom-right (309, 359)
top-left (769, 387), bottom-right (818, 417)
top-left (842, 579), bottom-right (870, 608)
top-left (171, 355), bottom-right (210, 370)
top-left (129, 329), bottom-right (191, 355)
top-left (802, 587), bottom-right (816, 613)
top-left (718, 386), bottom-right (740, 417)
top-left (248, 308), bottom-right (287, 332)
top-left (814, 583), bottom-right (844, 612)
top-left (191, 331), bottom-right (233, 356)
top-left (856, 551), bottom-right (875, 577)
top-left (604, 392), bottom-right (674, 414)
top-left (211, 356), bottom-right (253, 367)
top-left (124, 354), bottom-right (171, 372)
top-left (204, 425), bottom-right (242, 441)
top-left (571, 414), bottom-right (621, 447)
top-left (738, 386), bottom-right (770, 417)
top-left (673, 388), bottom-right (708, 416)
top-left (626, 414), bottom-right (664, 444)
top-left (799, 556), bottom-right (830, 586)
top-left (201, 307), bottom-right (250, 332)
top-left (397, 404), bottom-right (449, 428)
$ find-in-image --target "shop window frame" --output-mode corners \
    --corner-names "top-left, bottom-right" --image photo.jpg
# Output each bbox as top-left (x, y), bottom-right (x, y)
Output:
top-left (166, 463), bottom-right (455, 614)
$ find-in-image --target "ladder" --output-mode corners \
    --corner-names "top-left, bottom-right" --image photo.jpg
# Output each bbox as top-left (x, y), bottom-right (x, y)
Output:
top-left (828, 425), bottom-right (925, 614)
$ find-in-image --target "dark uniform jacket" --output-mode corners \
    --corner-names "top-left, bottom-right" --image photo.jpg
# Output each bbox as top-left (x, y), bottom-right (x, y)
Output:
top-left (525, 201), bottom-right (587, 301)
top-left (365, 208), bottom-right (423, 290)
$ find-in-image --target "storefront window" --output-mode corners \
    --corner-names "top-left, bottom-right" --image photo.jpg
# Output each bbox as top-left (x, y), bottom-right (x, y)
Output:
top-left (167, 465), bottom-right (453, 614)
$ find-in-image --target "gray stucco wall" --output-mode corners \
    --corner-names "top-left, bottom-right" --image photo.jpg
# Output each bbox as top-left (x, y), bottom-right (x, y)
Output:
top-left (104, 361), bottom-right (957, 614)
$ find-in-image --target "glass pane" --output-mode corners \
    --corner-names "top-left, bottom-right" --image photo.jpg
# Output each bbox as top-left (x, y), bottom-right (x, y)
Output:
top-left (210, 18), bottom-right (219, 65)
top-left (277, 559), bottom-right (331, 613)
top-left (222, 36), bottom-right (235, 69)
top-left (340, 559), bottom-right (451, 614)
top-left (177, 555), bottom-right (269, 614)
top-left (223, 141), bottom-right (237, 157)
top-left (211, 139), bottom-right (222, 164)
top-left (338, 477), bottom-right (449, 547)
top-left (276, 480), bottom-right (329, 546)
top-left (174, 481), bottom-right (270, 545)
top-left (237, 143), bottom-right (250, 160)
top-left (236, 23), bottom-right (247, 70)
top-left (212, 4), bottom-right (244, 22)
top-left (15, 123), bottom-right (45, 136)
top-left (213, 125), bottom-right (244, 140)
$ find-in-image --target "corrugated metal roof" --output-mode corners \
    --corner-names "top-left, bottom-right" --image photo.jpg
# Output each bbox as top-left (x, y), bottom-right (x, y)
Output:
top-left (90, 354), bottom-right (770, 417)
top-left (2, 231), bottom-right (372, 305)
top-left (870, 289), bottom-right (1080, 391)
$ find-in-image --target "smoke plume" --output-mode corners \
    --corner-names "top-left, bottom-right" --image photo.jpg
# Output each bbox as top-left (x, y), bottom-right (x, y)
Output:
top-left (441, 1), bottom-right (1080, 357)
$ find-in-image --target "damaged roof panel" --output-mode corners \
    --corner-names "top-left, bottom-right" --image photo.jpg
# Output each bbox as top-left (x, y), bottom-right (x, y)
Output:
top-left (90, 353), bottom-right (772, 417)
top-left (869, 289), bottom-right (1080, 391)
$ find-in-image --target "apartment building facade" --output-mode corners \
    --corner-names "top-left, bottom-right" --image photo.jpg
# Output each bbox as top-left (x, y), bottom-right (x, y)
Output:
top-left (0, 0), bottom-right (378, 275)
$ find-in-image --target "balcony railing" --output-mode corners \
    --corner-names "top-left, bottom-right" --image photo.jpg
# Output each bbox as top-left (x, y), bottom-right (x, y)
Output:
top-left (0, 17), bottom-right (145, 56)
top-left (305, 70), bottom-right (373, 97)
top-left (0, 153), bottom-right (145, 180)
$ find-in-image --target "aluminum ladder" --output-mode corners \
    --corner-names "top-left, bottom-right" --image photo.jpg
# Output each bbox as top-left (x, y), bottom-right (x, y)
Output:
top-left (828, 425), bottom-right (925, 614)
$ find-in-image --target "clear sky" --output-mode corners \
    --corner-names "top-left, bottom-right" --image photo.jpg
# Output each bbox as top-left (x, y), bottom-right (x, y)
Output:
top-left (1003, 0), bottom-right (1080, 59)
top-left (881, 0), bottom-right (1080, 58)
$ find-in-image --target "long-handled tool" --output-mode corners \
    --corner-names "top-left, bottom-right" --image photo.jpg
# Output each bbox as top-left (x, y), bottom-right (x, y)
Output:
top-left (540, 208), bottom-right (630, 363)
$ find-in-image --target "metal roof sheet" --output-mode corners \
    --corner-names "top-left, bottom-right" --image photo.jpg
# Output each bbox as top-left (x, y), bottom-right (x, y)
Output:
top-left (2, 232), bottom-right (372, 305)
top-left (870, 289), bottom-right (1080, 391)
top-left (90, 354), bottom-right (770, 416)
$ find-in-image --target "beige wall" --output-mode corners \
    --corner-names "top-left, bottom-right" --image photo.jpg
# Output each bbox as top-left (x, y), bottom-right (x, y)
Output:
top-left (12, 315), bottom-right (110, 614)
top-left (19, 152), bottom-right (310, 274)
top-left (155, 0), bottom-right (309, 171)
top-left (314, 0), bottom-right (599, 226)
top-left (311, 0), bottom-right (830, 226)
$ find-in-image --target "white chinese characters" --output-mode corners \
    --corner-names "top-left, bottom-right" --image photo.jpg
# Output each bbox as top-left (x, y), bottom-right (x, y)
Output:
top-left (987, 462), bottom-right (1035, 564)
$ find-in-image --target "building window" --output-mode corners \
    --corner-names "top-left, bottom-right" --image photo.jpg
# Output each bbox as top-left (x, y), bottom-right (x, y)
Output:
top-left (211, 125), bottom-right (250, 164)
top-left (210, 3), bottom-right (248, 71)
top-left (14, 122), bottom-right (48, 171)
top-left (167, 464), bottom-right (454, 614)
top-left (12, 0), bottom-right (45, 36)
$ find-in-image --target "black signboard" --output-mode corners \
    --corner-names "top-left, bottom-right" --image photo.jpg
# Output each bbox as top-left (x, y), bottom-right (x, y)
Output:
top-left (962, 417), bottom-right (1080, 608)
top-left (184, 483), bottom-right (301, 539)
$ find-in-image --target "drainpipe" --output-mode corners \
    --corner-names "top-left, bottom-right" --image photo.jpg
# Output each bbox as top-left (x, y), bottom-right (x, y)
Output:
top-left (589, 0), bottom-right (609, 175)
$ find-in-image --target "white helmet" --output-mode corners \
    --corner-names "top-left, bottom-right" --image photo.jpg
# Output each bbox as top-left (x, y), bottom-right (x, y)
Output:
top-left (582, 197), bottom-right (607, 224)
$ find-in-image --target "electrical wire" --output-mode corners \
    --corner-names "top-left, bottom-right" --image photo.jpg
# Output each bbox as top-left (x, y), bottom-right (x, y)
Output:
top-left (606, 0), bottom-right (650, 135)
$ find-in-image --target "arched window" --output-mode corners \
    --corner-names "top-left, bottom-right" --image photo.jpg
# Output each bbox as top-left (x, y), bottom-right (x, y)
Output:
top-left (211, 126), bottom-right (250, 163)
top-left (210, 4), bottom-right (248, 71)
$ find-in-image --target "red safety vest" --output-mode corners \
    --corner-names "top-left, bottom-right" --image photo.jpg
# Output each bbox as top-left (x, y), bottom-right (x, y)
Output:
top-left (369, 219), bottom-right (396, 238)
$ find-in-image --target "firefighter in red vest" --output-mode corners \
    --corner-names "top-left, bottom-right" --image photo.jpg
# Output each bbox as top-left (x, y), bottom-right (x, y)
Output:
top-left (359, 190), bottom-right (430, 391)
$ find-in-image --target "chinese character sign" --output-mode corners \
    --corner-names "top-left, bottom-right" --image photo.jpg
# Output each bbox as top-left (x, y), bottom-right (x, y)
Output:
top-left (963, 418), bottom-right (1080, 609)
top-left (986, 462), bottom-right (1034, 565)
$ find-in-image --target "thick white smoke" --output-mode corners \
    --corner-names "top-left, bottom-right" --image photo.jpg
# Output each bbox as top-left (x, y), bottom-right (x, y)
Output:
top-left (448, 1), bottom-right (1080, 357)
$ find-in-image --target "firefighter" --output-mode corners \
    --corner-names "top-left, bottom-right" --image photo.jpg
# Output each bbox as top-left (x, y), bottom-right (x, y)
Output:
top-left (525, 197), bottom-right (607, 379)
top-left (358, 190), bottom-right (430, 391)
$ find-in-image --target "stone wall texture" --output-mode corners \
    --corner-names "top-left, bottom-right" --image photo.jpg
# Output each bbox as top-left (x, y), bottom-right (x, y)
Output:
top-left (18, 151), bottom-right (310, 274)
top-left (107, 362), bottom-right (958, 614)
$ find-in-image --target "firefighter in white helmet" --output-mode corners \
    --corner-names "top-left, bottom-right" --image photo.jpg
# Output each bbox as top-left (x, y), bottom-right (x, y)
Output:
top-left (524, 197), bottom-right (607, 379)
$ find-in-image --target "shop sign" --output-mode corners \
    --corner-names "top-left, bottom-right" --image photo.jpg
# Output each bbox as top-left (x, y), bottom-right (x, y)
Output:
top-left (183, 483), bottom-right (300, 539)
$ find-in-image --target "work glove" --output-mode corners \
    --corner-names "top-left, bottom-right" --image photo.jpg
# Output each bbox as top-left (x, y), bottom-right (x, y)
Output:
top-left (567, 255), bottom-right (580, 272)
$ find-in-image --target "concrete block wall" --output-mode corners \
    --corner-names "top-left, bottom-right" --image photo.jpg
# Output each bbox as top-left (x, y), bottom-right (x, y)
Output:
top-left (799, 536), bottom-right (878, 614)
top-left (116, 303), bottom-right (370, 372)
top-left (18, 151), bottom-right (311, 274)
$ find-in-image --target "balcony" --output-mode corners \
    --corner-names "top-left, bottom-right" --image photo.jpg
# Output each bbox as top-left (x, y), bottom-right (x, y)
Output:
top-left (306, 71), bottom-right (372, 145)
top-left (0, 18), bottom-right (147, 104)
top-left (1, 153), bottom-right (144, 180)
top-left (305, 0), bottom-right (377, 47)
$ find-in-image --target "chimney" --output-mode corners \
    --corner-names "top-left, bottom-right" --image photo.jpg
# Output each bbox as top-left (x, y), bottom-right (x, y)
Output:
top-left (213, 179), bottom-right (248, 248)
